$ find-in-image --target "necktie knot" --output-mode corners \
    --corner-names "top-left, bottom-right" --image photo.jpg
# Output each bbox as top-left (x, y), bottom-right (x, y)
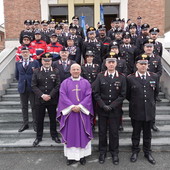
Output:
top-left (109, 74), bottom-right (113, 79)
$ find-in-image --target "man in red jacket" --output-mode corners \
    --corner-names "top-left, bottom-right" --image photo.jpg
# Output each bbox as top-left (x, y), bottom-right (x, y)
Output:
top-left (46, 33), bottom-right (63, 61)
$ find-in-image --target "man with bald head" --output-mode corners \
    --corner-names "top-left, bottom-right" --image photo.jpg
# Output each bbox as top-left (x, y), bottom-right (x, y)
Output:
top-left (57, 63), bottom-right (94, 166)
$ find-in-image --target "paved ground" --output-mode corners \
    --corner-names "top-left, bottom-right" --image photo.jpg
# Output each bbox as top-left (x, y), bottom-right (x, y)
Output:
top-left (0, 148), bottom-right (170, 170)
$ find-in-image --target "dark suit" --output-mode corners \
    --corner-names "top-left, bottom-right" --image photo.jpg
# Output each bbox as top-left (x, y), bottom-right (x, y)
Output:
top-left (52, 59), bottom-right (76, 83)
top-left (93, 71), bottom-right (126, 156)
top-left (31, 67), bottom-right (60, 140)
top-left (127, 71), bottom-right (159, 154)
top-left (15, 58), bottom-right (39, 126)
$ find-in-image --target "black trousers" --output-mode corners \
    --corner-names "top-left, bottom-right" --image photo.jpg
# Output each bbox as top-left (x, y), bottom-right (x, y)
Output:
top-left (36, 104), bottom-right (59, 140)
top-left (20, 91), bottom-right (36, 126)
top-left (98, 112), bottom-right (120, 156)
top-left (131, 119), bottom-right (152, 155)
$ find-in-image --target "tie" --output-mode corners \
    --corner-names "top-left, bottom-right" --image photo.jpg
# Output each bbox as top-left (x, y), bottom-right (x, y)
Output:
top-left (62, 61), bottom-right (67, 70)
top-left (109, 74), bottom-right (113, 79)
top-left (24, 61), bottom-right (28, 69)
top-left (141, 75), bottom-right (146, 84)
top-left (46, 69), bottom-right (49, 72)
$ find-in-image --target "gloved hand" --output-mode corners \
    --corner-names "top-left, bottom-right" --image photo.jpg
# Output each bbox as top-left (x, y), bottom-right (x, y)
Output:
top-left (103, 105), bottom-right (112, 112)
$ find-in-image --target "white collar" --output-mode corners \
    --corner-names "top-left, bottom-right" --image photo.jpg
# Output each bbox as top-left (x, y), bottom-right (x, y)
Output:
top-left (108, 71), bottom-right (115, 77)
top-left (137, 71), bottom-right (146, 78)
top-left (71, 76), bottom-right (81, 81)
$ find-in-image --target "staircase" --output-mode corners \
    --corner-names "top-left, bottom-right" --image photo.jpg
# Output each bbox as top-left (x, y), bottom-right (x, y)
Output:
top-left (0, 80), bottom-right (170, 151)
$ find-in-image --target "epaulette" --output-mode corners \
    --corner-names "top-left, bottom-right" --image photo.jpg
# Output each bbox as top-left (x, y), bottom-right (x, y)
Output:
top-left (127, 73), bottom-right (135, 77)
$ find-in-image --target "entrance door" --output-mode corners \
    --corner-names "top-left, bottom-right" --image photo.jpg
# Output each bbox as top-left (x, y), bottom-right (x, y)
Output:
top-left (75, 6), bottom-right (94, 27)
top-left (103, 5), bottom-right (119, 31)
top-left (49, 6), bottom-right (68, 23)
top-left (104, 14), bottom-right (118, 31)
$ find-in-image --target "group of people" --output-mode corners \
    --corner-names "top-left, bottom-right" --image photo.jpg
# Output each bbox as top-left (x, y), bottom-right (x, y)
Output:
top-left (15, 15), bottom-right (163, 166)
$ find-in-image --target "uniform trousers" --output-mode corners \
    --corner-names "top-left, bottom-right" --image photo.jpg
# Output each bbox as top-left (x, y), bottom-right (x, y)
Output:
top-left (131, 119), bottom-right (152, 155)
top-left (36, 104), bottom-right (58, 140)
top-left (98, 111), bottom-right (120, 156)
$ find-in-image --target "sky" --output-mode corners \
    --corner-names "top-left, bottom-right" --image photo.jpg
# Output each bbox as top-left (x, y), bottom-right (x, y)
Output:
top-left (0, 0), bottom-right (4, 25)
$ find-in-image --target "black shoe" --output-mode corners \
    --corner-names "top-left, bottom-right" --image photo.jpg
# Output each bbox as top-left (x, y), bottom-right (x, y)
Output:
top-left (144, 153), bottom-right (156, 165)
top-left (156, 97), bottom-right (162, 102)
top-left (151, 124), bottom-right (159, 132)
top-left (33, 138), bottom-right (42, 147)
top-left (112, 155), bottom-right (119, 165)
top-left (99, 154), bottom-right (106, 164)
top-left (80, 157), bottom-right (86, 165)
top-left (130, 153), bottom-right (138, 163)
top-left (66, 159), bottom-right (75, 166)
top-left (119, 125), bottom-right (124, 131)
top-left (18, 124), bottom-right (29, 132)
top-left (52, 137), bottom-right (61, 143)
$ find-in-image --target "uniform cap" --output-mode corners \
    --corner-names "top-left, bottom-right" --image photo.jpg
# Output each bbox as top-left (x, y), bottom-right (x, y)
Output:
top-left (72, 16), bottom-right (79, 20)
top-left (85, 51), bottom-right (94, 56)
top-left (141, 23), bottom-right (150, 30)
top-left (149, 27), bottom-right (160, 34)
top-left (21, 46), bottom-right (30, 51)
top-left (41, 52), bottom-right (53, 61)
top-left (87, 26), bottom-right (96, 34)
top-left (136, 54), bottom-right (150, 63)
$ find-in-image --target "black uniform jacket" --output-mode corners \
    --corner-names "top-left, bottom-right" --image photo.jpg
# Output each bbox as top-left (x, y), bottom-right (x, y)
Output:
top-left (126, 71), bottom-right (159, 121)
top-left (93, 70), bottom-right (126, 117)
top-left (31, 67), bottom-right (60, 105)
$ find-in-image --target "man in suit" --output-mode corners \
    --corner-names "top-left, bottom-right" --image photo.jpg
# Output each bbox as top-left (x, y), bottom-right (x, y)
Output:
top-left (127, 54), bottom-right (159, 165)
top-left (32, 53), bottom-right (61, 146)
top-left (15, 46), bottom-right (40, 132)
top-left (53, 47), bottom-right (76, 82)
top-left (93, 57), bottom-right (126, 165)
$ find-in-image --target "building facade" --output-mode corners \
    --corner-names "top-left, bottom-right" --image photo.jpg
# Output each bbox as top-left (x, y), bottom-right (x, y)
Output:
top-left (4, 0), bottom-right (166, 42)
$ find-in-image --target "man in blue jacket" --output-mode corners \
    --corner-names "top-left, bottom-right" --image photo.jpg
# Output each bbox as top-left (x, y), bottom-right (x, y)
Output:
top-left (15, 46), bottom-right (39, 132)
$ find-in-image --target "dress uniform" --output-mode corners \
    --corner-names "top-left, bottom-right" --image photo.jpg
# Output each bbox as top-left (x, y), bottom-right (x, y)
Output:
top-left (135, 23), bottom-right (150, 55)
top-left (41, 20), bottom-right (51, 44)
top-left (127, 55), bottom-right (159, 165)
top-left (32, 53), bottom-right (61, 146)
top-left (52, 47), bottom-right (76, 82)
top-left (15, 46), bottom-right (40, 132)
top-left (149, 27), bottom-right (163, 57)
top-left (68, 25), bottom-right (83, 52)
top-left (70, 16), bottom-right (85, 39)
top-left (19, 20), bottom-right (34, 44)
top-left (66, 37), bottom-right (81, 64)
top-left (128, 23), bottom-right (139, 45)
top-left (55, 24), bottom-right (67, 46)
top-left (93, 58), bottom-right (126, 165)
top-left (107, 18), bottom-right (122, 40)
top-left (83, 27), bottom-right (103, 66)
top-left (119, 32), bottom-right (137, 75)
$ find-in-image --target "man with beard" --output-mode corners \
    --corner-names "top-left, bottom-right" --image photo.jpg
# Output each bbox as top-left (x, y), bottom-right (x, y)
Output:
top-left (97, 24), bottom-right (111, 57)
top-left (136, 23), bottom-right (150, 55)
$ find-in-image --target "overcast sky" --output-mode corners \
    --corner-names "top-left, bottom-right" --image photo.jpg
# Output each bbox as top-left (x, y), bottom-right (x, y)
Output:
top-left (0, 0), bottom-right (4, 25)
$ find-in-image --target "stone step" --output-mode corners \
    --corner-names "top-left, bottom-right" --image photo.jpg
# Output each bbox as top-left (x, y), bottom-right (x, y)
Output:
top-left (1, 125), bottom-right (170, 138)
top-left (0, 106), bottom-right (170, 116)
top-left (0, 99), bottom-right (170, 109)
top-left (0, 115), bottom-right (170, 128)
top-left (9, 82), bottom-right (18, 88)
top-left (6, 88), bottom-right (18, 94)
top-left (0, 137), bottom-right (169, 151)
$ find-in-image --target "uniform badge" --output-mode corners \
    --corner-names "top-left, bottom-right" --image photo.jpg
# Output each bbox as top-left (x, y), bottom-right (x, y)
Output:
top-left (114, 81), bottom-right (121, 90)
top-left (50, 74), bottom-right (56, 82)
top-left (152, 61), bottom-right (158, 68)
top-left (150, 81), bottom-right (156, 90)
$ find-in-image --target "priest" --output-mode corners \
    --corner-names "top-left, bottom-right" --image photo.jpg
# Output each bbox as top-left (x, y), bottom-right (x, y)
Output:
top-left (57, 63), bottom-right (94, 166)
